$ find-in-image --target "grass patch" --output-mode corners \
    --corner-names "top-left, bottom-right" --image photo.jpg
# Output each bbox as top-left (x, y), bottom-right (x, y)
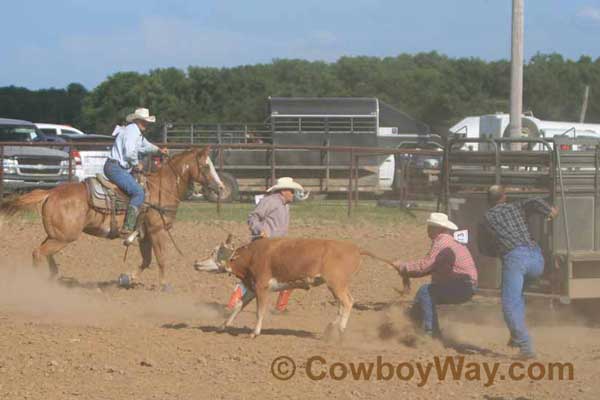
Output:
top-left (176, 200), bottom-right (427, 226)
top-left (4, 200), bottom-right (429, 227)
top-left (3, 210), bottom-right (40, 223)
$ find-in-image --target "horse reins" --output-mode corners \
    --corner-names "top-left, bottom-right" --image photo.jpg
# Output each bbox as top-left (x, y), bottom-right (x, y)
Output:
top-left (141, 152), bottom-right (212, 257)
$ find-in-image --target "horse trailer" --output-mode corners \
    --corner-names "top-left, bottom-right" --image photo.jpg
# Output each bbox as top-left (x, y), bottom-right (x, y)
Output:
top-left (161, 97), bottom-right (441, 200)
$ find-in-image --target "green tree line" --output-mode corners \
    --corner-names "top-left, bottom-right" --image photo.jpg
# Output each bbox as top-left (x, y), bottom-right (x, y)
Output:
top-left (1, 52), bottom-right (599, 135)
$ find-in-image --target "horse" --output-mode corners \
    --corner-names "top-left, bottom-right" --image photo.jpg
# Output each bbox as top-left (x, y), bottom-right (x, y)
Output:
top-left (0, 146), bottom-right (221, 289)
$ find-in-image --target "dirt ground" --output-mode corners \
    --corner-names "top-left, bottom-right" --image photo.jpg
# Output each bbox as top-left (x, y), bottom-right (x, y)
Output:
top-left (0, 213), bottom-right (598, 400)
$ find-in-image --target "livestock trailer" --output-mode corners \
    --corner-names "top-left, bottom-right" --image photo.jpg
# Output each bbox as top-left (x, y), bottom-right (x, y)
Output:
top-left (440, 137), bottom-right (600, 301)
top-left (161, 98), bottom-right (440, 200)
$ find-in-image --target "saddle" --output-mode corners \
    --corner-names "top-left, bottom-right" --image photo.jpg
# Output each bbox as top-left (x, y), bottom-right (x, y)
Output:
top-left (85, 174), bottom-right (150, 239)
top-left (85, 174), bottom-right (130, 214)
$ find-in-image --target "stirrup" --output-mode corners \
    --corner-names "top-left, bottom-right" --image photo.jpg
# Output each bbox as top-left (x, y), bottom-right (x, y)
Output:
top-left (123, 230), bottom-right (139, 246)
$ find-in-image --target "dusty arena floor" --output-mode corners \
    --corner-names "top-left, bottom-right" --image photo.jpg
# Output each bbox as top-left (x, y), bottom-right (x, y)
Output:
top-left (0, 204), bottom-right (598, 399)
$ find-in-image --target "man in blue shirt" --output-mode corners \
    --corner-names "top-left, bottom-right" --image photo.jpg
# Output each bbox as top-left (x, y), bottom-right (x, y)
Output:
top-left (104, 108), bottom-right (168, 236)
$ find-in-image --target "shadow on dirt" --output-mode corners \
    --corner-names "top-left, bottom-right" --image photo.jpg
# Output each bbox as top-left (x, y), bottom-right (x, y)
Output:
top-left (353, 302), bottom-right (394, 311)
top-left (56, 276), bottom-right (121, 290)
top-left (56, 276), bottom-right (182, 293)
top-left (440, 337), bottom-right (506, 358)
top-left (162, 322), bottom-right (190, 330)
top-left (354, 299), bottom-right (412, 312)
top-left (195, 325), bottom-right (318, 339)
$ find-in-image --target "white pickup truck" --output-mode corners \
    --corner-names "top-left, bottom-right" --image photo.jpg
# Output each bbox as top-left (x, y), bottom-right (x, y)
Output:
top-left (35, 123), bottom-right (113, 181)
top-left (63, 134), bottom-right (113, 181)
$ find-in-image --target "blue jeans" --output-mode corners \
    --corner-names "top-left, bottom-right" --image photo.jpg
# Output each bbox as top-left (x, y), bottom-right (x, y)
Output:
top-left (501, 245), bottom-right (544, 354)
top-left (103, 160), bottom-right (144, 208)
top-left (410, 277), bottom-right (475, 335)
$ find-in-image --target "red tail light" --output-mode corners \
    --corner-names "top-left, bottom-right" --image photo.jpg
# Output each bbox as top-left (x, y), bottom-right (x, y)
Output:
top-left (70, 149), bottom-right (82, 166)
top-left (559, 144), bottom-right (572, 151)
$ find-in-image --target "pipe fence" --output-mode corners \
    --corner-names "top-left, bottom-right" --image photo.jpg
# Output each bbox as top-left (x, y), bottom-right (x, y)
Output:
top-left (0, 141), bottom-right (441, 219)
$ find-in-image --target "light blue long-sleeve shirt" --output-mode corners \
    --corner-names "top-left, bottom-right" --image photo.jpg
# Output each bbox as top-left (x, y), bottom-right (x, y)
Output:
top-left (109, 123), bottom-right (160, 170)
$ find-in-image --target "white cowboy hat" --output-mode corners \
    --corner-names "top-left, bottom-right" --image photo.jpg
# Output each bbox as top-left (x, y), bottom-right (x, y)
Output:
top-left (126, 108), bottom-right (156, 123)
top-left (267, 177), bottom-right (304, 193)
top-left (426, 212), bottom-right (458, 231)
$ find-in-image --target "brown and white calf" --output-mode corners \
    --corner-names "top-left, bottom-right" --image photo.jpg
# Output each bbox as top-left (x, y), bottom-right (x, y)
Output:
top-left (219, 237), bottom-right (409, 338)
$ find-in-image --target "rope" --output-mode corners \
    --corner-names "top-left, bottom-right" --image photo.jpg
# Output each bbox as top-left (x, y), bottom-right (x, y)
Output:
top-left (144, 202), bottom-right (177, 214)
top-left (144, 152), bottom-right (231, 278)
top-left (159, 210), bottom-right (184, 256)
top-left (145, 175), bottom-right (182, 204)
top-left (143, 155), bottom-right (185, 256)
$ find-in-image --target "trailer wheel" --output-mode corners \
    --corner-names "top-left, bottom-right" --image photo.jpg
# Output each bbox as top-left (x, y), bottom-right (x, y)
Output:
top-left (186, 182), bottom-right (203, 201)
top-left (203, 172), bottom-right (239, 203)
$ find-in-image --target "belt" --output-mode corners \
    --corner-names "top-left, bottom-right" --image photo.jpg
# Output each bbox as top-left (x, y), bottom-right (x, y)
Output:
top-left (106, 159), bottom-right (127, 168)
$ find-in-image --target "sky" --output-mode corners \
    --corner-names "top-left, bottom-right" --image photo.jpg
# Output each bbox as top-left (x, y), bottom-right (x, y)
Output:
top-left (2, 0), bottom-right (600, 90)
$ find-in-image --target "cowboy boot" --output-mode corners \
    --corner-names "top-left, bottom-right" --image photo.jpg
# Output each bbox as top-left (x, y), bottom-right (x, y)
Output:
top-left (120, 205), bottom-right (139, 238)
top-left (274, 290), bottom-right (292, 313)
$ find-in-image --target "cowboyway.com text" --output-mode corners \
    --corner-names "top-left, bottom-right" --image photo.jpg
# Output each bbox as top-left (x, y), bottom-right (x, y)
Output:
top-left (270, 355), bottom-right (574, 386)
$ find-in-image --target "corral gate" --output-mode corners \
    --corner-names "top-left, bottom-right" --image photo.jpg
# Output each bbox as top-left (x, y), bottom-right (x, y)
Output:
top-left (440, 137), bottom-right (600, 301)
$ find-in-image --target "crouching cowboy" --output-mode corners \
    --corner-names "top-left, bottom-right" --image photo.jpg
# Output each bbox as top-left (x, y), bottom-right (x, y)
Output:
top-left (103, 108), bottom-right (168, 237)
top-left (393, 213), bottom-right (478, 338)
top-left (226, 177), bottom-right (305, 313)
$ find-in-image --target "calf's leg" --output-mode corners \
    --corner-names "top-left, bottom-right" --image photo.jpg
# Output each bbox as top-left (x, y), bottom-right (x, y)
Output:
top-left (327, 300), bottom-right (343, 332)
top-left (251, 288), bottom-right (270, 338)
top-left (325, 285), bottom-right (354, 339)
top-left (220, 290), bottom-right (256, 331)
top-left (337, 290), bottom-right (354, 332)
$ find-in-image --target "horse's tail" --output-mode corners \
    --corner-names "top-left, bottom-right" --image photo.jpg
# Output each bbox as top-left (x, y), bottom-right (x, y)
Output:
top-left (0, 189), bottom-right (51, 216)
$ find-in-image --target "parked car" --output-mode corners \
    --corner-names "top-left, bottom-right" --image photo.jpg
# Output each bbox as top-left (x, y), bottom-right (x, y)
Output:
top-left (35, 123), bottom-right (86, 137)
top-left (0, 118), bottom-right (71, 193)
top-left (393, 140), bottom-right (443, 199)
top-left (396, 140), bottom-right (444, 169)
top-left (61, 133), bottom-right (114, 181)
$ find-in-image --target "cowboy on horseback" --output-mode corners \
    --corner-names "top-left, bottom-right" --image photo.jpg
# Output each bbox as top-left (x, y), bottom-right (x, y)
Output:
top-left (104, 107), bottom-right (168, 237)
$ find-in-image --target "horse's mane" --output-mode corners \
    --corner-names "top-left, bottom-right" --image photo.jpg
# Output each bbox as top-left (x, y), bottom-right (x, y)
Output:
top-left (168, 148), bottom-right (200, 164)
top-left (147, 147), bottom-right (207, 178)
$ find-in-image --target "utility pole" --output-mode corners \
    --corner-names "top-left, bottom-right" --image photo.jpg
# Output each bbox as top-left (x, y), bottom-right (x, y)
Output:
top-left (580, 85), bottom-right (590, 123)
top-left (509, 0), bottom-right (524, 150)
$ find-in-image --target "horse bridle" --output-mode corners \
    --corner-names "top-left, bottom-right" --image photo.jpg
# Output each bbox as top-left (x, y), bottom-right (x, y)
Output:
top-left (197, 152), bottom-right (218, 191)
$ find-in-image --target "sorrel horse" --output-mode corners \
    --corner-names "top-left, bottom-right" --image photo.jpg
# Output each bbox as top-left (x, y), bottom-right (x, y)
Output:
top-left (0, 146), bottom-right (221, 288)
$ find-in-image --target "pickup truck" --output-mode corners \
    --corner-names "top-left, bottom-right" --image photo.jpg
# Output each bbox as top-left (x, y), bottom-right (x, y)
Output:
top-left (61, 133), bottom-right (114, 181)
top-left (0, 118), bottom-right (71, 193)
top-left (35, 122), bottom-right (114, 181)
top-left (36, 123), bottom-right (86, 137)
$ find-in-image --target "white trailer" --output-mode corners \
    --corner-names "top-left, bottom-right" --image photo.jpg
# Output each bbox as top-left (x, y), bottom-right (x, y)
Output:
top-left (449, 116), bottom-right (481, 150)
top-left (450, 113), bottom-right (600, 151)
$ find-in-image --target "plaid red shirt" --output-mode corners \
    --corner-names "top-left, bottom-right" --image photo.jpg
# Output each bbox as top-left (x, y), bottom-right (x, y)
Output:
top-left (404, 233), bottom-right (478, 285)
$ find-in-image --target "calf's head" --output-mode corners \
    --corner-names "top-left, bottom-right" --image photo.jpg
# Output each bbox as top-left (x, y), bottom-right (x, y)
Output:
top-left (223, 244), bottom-right (254, 278)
